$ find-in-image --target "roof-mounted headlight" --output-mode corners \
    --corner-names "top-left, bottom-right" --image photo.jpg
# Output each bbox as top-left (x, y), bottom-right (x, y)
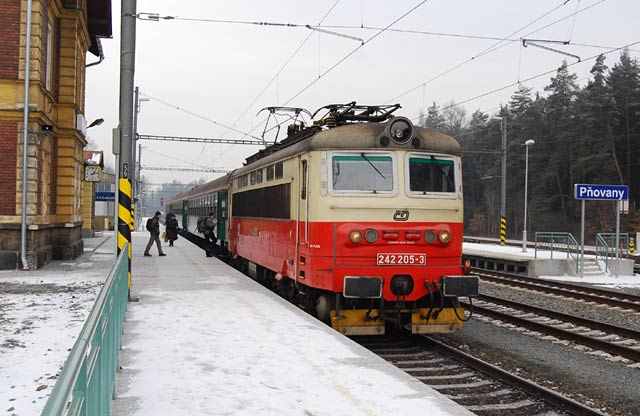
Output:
top-left (388, 118), bottom-right (413, 144)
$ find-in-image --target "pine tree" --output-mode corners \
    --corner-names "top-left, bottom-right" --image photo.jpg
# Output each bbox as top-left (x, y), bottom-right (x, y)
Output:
top-left (509, 84), bottom-right (533, 117)
top-left (421, 102), bottom-right (446, 130)
top-left (542, 61), bottom-right (579, 220)
top-left (607, 49), bottom-right (640, 210)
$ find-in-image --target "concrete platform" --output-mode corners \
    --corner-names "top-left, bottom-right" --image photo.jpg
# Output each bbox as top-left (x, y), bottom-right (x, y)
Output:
top-left (112, 232), bottom-right (473, 416)
top-left (463, 243), bottom-right (635, 277)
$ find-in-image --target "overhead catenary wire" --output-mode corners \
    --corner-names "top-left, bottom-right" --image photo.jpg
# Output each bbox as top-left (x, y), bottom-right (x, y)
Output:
top-left (411, 38), bottom-right (640, 123)
top-left (310, 26), bottom-right (636, 53)
top-left (216, 0), bottom-right (431, 155)
top-left (143, 147), bottom-right (224, 171)
top-left (209, 0), bottom-right (342, 166)
top-left (283, 0), bottom-right (431, 106)
top-left (387, 0), bottom-right (606, 104)
top-left (139, 92), bottom-right (263, 142)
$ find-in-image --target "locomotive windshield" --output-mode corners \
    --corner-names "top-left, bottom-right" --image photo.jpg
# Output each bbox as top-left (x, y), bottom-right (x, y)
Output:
top-left (331, 153), bottom-right (394, 193)
top-left (407, 155), bottom-right (456, 194)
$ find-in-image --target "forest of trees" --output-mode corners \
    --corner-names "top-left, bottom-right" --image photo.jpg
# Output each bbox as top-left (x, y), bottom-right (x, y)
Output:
top-left (420, 50), bottom-right (640, 243)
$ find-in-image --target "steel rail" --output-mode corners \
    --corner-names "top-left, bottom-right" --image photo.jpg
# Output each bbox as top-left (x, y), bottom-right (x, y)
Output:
top-left (477, 294), bottom-right (640, 340)
top-left (473, 269), bottom-right (640, 312)
top-left (422, 336), bottom-right (607, 416)
top-left (463, 301), bottom-right (640, 362)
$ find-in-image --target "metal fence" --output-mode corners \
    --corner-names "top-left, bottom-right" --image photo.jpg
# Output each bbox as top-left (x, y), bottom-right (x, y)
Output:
top-left (41, 244), bottom-right (128, 416)
top-left (534, 232), bottom-right (580, 273)
top-left (595, 233), bottom-right (629, 273)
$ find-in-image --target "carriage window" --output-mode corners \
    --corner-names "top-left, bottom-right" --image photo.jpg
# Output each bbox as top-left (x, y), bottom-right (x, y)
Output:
top-left (331, 153), bottom-right (394, 193)
top-left (266, 165), bottom-right (274, 181)
top-left (250, 171), bottom-right (257, 185)
top-left (408, 155), bottom-right (456, 194)
top-left (274, 162), bottom-right (283, 179)
top-left (256, 169), bottom-right (263, 184)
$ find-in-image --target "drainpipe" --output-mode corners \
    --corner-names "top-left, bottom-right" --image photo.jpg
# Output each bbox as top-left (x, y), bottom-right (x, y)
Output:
top-left (86, 38), bottom-right (104, 68)
top-left (20, 0), bottom-right (33, 271)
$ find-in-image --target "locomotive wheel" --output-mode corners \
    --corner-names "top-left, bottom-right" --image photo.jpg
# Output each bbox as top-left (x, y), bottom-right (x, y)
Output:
top-left (316, 294), bottom-right (334, 324)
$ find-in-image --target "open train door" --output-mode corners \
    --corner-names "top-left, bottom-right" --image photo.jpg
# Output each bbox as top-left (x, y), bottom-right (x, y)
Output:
top-left (181, 200), bottom-right (189, 229)
top-left (295, 157), bottom-right (309, 283)
top-left (217, 190), bottom-right (228, 244)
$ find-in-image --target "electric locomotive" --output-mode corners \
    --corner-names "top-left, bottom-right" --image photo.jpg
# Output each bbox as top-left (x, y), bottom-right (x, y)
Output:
top-left (227, 103), bottom-right (478, 335)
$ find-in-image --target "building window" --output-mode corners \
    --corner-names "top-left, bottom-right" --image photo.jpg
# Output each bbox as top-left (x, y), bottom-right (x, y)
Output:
top-left (45, 22), bottom-right (54, 92)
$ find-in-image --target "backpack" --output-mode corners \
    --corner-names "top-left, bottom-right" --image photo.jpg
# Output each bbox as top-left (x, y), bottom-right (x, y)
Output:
top-left (146, 218), bottom-right (153, 232)
top-left (196, 217), bottom-right (207, 233)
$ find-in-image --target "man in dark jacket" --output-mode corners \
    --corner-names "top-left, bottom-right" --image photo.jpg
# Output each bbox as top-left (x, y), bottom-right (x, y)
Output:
top-left (144, 211), bottom-right (166, 256)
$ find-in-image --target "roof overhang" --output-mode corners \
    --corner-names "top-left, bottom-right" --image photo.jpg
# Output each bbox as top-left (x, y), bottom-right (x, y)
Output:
top-left (87, 0), bottom-right (113, 57)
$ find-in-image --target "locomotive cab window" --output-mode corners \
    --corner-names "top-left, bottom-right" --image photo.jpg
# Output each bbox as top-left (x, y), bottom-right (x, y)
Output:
top-left (329, 151), bottom-right (396, 196)
top-left (405, 153), bottom-right (457, 196)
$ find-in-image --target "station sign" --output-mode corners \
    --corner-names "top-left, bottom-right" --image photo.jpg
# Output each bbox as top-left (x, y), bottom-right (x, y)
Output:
top-left (95, 191), bottom-right (115, 201)
top-left (574, 184), bottom-right (628, 201)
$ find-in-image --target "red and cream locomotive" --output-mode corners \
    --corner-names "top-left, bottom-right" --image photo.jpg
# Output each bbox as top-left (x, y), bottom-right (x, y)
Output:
top-left (168, 103), bottom-right (478, 335)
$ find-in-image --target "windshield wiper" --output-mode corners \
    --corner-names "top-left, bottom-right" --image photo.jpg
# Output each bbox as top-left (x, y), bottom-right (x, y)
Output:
top-left (361, 152), bottom-right (386, 179)
top-left (430, 155), bottom-right (454, 190)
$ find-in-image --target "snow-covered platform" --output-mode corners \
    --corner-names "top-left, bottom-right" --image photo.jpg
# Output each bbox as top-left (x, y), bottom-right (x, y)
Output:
top-left (464, 242), bottom-right (637, 278)
top-left (111, 232), bottom-right (473, 416)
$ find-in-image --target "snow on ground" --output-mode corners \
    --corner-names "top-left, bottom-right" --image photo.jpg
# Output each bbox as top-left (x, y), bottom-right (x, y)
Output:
top-left (112, 237), bottom-right (472, 416)
top-left (0, 233), bottom-right (115, 416)
top-left (465, 241), bottom-right (584, 259)
top-left (537, 274), bottom-right (640, 289)
top-left (463, 242), bottom-right (640, 290)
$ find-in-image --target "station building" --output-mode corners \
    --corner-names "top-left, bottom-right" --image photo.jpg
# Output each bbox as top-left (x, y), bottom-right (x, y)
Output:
top-left (0, 0), bottom-right (112, 269)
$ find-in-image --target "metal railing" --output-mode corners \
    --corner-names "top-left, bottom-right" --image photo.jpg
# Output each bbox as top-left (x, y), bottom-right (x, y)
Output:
top-left (42, 244), bottom-right (129, 416)
top-left (534, 232), bottom-right (580, 273)
top-left (595, 233), bottom-right (629, 273)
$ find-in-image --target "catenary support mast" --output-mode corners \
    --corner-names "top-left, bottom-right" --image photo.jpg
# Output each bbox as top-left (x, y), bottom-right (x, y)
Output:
top-left (118, 0), bottom-right (136, 296)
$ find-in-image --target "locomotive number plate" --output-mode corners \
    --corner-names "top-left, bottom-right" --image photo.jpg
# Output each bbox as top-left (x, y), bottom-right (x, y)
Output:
top-left (376, 253), bottom-right (426, 265)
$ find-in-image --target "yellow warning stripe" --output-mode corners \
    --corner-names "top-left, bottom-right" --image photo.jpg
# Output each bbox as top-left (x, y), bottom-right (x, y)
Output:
top-left (118, 178), bottom-right (133, 289)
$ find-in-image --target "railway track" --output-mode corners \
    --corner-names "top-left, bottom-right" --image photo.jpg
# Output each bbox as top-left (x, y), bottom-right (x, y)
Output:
top-left (472, 268), bottom-right (640, 312)
top-left (356, 335), bottom-right (605, 416)
top-left (463, 294), bottom-right (640, 363)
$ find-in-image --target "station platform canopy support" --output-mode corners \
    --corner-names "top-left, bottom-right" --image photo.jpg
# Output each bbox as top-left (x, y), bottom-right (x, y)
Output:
top-left (574, 184), bottom-right (629, 278)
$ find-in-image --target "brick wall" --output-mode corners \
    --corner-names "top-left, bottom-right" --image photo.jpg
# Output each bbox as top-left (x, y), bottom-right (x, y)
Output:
top-left (0, 0), bottom-right (20, 80)
top-left (0, 121), bottom-right (18, 215)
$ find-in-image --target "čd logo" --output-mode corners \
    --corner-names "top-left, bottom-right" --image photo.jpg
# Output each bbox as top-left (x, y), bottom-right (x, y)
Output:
top-left (393, 209), bottom-right (409, 221)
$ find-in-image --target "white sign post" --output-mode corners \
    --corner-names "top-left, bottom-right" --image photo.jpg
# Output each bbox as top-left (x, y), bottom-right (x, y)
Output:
top-left (574, 184), bottom-right (629, 278)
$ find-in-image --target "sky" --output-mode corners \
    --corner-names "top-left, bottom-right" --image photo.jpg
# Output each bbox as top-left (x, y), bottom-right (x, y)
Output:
top-left (84, 0), bottom-right (640, 190)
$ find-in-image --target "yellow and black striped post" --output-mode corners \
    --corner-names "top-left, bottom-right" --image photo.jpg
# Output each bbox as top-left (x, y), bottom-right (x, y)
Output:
top-left (500, 216), bottom-right (507, 246)
top-left (630, 238), bottom-right (636, 255)
top-left (117, 0), bottom-right (136, 299)
top-left (118, 178), bottom-right (133, 290)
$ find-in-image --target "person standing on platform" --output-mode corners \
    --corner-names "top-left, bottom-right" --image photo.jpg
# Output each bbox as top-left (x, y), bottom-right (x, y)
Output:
top-left (166, 213), bottom-right (179, 247)
top-left (144, 211), bottom-right (166, 257)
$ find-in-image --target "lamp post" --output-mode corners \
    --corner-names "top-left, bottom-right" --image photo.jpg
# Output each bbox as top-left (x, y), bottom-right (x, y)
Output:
top-left (522, 139), bottom-right (535, 252)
